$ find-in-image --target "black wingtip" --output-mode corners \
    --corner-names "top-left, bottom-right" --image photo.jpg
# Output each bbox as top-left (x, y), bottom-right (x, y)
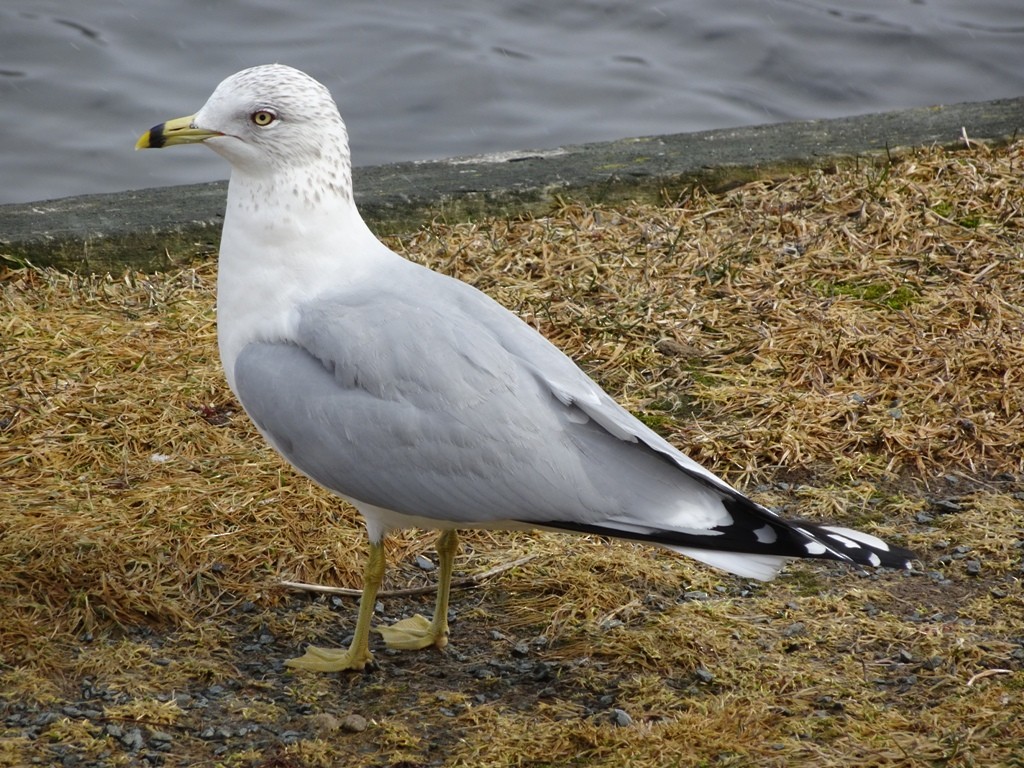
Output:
top-left (795, 522), bottom-right (917, 571)
top-left (528, 494), bottom-right (916, 575)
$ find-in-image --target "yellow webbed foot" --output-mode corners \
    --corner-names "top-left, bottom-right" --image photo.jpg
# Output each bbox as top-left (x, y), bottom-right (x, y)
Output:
top-left (375, 613), bottom-right (449, 651)
top-left (285, 643), bottom-right (374, 672)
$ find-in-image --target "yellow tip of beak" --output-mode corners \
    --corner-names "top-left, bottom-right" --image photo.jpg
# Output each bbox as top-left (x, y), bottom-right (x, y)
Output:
top-left (135, 114), bottom-right (222, 150)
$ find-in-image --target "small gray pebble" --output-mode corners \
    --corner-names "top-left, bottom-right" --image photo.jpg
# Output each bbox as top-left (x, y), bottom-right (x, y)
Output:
top-left (532, 663), bottom-right (553, 682)
top-left (612, 708), bottom-right (633, 727)
top-left (694, 667), bottom-right (715, 683)
top-left (35, 712), bottom-right (59, 726)
top-left (121, 728), bottom-right (144, 751)
top-left (782, 622), bottom-right (806, 638)
top-left (966, 560), bottom-right (981, 576)
top-left (342, 714), bottom-right (368, 733)
top-left (414, 554), bottom-right (436, 571)
top-left (308, 713), bottom-right (342, 736)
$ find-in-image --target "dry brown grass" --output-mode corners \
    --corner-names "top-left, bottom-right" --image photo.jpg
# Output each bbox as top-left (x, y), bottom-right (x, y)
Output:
top-left (1, 141), bottom-right (1022, 767)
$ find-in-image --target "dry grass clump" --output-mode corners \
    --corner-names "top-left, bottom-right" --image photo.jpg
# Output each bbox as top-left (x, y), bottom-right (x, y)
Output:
top-left (1, 141), bottom-right (1022, 766)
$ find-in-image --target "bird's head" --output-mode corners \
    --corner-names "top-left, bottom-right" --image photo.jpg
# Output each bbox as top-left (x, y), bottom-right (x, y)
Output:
top-left (136, 64), bottom-right (351, 184)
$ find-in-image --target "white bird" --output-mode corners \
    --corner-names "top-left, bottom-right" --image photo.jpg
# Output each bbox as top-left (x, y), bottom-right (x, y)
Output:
top-left (136, 64), bottom-right (914, 672)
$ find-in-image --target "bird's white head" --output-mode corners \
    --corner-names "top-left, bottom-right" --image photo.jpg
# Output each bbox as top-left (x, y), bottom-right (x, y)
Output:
top-left (138, 64), bottom-right (353, 202)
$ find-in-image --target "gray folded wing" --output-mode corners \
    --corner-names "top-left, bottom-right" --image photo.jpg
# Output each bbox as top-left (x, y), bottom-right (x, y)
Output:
top-left (232, 266), bottom-right (740, 531)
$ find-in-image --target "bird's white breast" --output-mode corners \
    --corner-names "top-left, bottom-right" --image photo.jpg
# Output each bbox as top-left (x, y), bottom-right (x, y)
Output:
top-left (215, 173), bottom-right (387, 395)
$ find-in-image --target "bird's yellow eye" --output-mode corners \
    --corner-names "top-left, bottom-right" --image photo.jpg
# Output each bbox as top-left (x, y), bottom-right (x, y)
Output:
top-left (252, 110), bottom-right (276, 127)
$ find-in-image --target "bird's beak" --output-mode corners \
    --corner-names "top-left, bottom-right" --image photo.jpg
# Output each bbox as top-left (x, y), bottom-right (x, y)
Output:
top-left (135, 114), bottom-right (223, 150)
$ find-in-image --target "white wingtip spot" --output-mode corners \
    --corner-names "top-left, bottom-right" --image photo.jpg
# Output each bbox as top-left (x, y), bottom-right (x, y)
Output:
top-left (804, 541), bottom-right (828, 555)
top-left (822, 525), bottom-right (891, 552)
top-left (868, 552), bottom-right (882, 567)
top-left (826, 533), bottom-right (861, 550)
top-left (754, 524), bottom-right (778, 544)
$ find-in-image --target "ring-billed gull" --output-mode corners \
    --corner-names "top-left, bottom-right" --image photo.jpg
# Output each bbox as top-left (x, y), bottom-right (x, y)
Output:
top-left (136, 64), bottom-right (914, 672)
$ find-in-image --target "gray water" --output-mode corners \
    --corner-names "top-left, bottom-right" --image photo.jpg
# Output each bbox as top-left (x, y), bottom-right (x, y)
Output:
top-left (1, 0), bottom-right (1021, 206)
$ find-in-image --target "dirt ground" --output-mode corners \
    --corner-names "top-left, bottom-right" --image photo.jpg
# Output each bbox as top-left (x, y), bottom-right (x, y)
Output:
top-left (1, 141), bottom-right (1022, 766)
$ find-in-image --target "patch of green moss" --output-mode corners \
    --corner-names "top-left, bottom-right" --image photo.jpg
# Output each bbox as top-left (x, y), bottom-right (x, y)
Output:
top-left (784, 568), bottom-right (826, 597)
top-left (684, 367), bottom-right (721, 389)
top-left (641, 395), bottom-right (701, 427)
top-left (814, 280), bottom-right (918, 310)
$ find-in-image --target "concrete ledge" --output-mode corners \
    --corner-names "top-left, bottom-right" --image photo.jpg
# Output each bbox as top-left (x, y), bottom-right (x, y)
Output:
top-left (2, 97), bottom-right (1021, 273)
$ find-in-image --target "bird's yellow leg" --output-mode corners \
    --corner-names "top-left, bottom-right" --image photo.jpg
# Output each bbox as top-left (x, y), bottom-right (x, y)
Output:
top-left (376, 530), bottom-right (459, 651)
top-left (285, 540), bottom-right (385, 672)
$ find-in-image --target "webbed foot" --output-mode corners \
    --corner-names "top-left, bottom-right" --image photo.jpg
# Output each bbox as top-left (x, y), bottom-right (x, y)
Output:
top-left (285, 643), bottom-right (374, 672)
top-left (375, 613), bottom-right (449, 651)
